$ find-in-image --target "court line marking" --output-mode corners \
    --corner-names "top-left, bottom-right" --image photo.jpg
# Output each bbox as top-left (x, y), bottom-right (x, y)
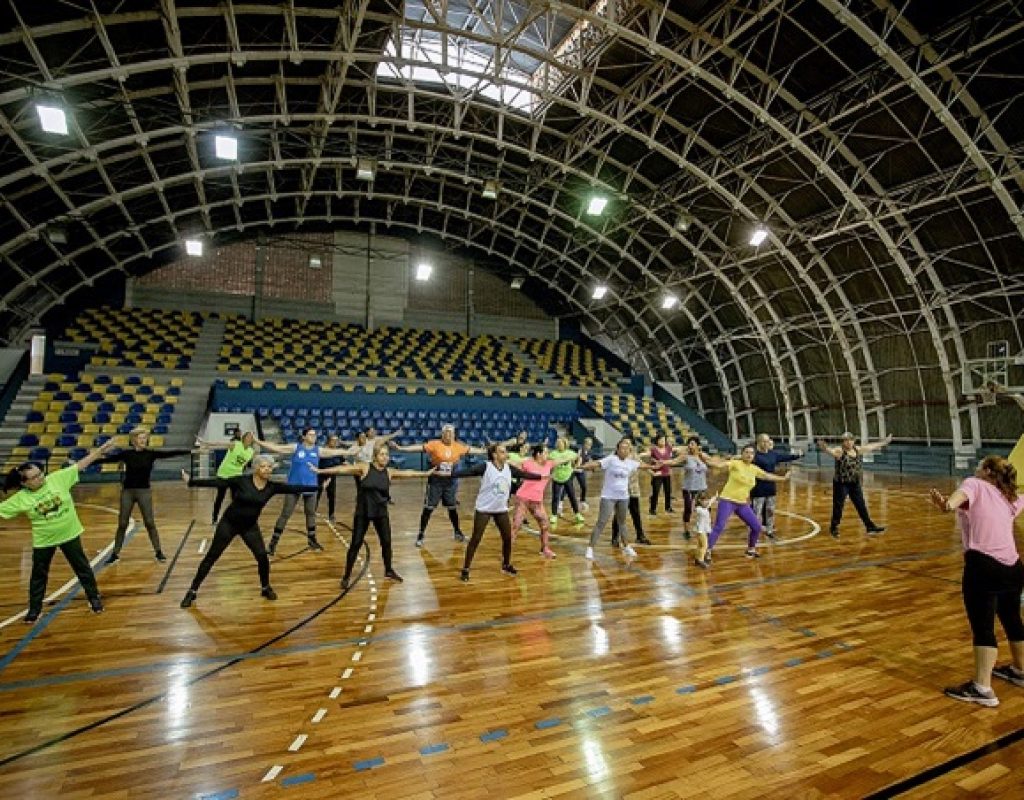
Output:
top-left (155, 519), bottom-right (195, 594)
top-left (0, 503), bottom-right (127, 630)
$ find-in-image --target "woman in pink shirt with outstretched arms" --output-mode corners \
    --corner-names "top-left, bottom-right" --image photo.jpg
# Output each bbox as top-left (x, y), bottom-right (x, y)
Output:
top-left (511, 443), bottom-right (576, 559)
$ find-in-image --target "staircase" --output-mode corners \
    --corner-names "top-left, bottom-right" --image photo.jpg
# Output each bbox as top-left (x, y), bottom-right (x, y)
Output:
top-left (163, 315), bottom-right (226, 449)
top-left (0, 376), bottom-right (47, 463)
top-left (503, 338), bottom-right (560, 386)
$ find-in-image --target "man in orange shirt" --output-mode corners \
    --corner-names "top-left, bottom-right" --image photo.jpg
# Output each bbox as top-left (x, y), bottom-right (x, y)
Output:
top-left (395, 424), bottom-right (487, 547)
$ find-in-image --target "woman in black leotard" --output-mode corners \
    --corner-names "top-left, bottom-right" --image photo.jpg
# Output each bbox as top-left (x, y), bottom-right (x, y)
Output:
top-left (313, 442), bottom-right (431, 590)
top-left (179, 455), bottom-right (312, 608)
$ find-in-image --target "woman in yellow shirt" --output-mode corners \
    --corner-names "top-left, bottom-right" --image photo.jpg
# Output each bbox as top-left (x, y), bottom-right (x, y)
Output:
top-left (702, 444), bottom-right (790, 564)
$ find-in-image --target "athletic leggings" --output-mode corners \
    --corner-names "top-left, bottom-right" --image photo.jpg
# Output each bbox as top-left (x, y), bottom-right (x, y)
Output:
top-left (707, 499), bottom-right (761, 551)
top-left (273, 493), bottom-right (317, 538)
top-left (830, 481), bottom-right (876, 530)
top-left (649, 475), bottom-right (673, 513)
top-left (682, 489), bottom-right (703, 525)
top-left (573, 470), bottom-right (587, 502)
top-left (113, 487), bottom-right (161, 554)
top-left (512, 497), bottom-right (551, 550)
top-left (589, 498), bottom-right (630, 547)
top-left (316, 475), bottom-right (337, 518)
top-left (418, 507), bottom-right (463, 537)
top-left (751, 495), bottom-right (777, 532)
top-left (29, 536), bottom-right (100, 614)
top-left (463, 510), bottom-right (513, 571)
top-left (190, 520), bottom-right (270, 592)
top-left (344, 513), bottom-right (393, 580)
top-left (962, 549), bottom-right (1024, 648)
top-left (551, 480), bottom-right (580, 516)
top-left (612, 496), bottom-right (644, 542)
top-left (212, 484), bottom-right (229, 522)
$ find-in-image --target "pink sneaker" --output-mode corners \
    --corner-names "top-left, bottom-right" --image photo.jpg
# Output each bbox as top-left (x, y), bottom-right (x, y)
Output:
top-left (541, 547), bottom-right (557, 559)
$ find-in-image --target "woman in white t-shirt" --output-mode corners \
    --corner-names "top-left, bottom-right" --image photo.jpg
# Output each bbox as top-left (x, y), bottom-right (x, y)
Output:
top-left (929, 455), bottom-right (1024, 707)
top-left (580, 438), bottom-right (658, 560)
top-left (452, 443), bottom-right (540, 582)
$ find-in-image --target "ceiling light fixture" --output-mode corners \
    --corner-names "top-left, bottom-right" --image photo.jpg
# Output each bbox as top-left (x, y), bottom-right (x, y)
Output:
top-left (356, 157), bottom-right (377, 181)
top-left (214, 134), bottom-right (238, 160)
top-left (592, 285), bottom-right (609, 300)
top-left (184, 238), bottom-right (203, 257)
top-left (749, 226), bottom-right (769, 246)
top-left (661, 294), bottom-right (679, 310)
top-left (586, 195), bottom-right (608, 216)
top-left (36, 104), bottom-right (68, 135)
top-left (482, 179), bottom-right (500, 199)
top-left (415, 262), bottom-right (432, 281)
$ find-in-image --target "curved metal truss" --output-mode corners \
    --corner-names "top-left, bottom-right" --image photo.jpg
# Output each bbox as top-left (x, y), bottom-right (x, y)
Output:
top-left (1, 0), bottom-right (1022, 451)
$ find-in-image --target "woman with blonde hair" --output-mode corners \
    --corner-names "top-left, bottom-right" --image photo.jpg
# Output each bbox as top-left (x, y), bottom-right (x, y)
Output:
top-left (929, 456), bottom-right (1024, 707)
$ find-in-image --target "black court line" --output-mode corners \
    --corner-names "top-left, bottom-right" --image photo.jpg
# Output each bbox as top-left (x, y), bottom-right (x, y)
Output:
top-left (863, 725), bottom-right (1024, 798)
top-left (0, 535), bottom-right (370, 771)
top-left (155, 520), bottom-right (195, 594)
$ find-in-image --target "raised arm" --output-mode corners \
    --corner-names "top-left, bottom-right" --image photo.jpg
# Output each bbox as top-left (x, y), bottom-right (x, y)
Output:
top-left (392, 442), bottom-right (425, 453)
top-left (758, 469), bottom-right (791, 483)
top-left (465, 445), bottom-right (488, 456)
top-left (989, 383), bottom-right (1024, 413)
top-left (152, 448), bottom-right (194, 460)
top-left (929, 486), bottom-right (968, 513)
top-left (703, 454), bottom-right (731, 470)
top-left (320, 443), bottom-right (360, 458)
top-left (859, 434), bottom-right (893, 454)
top-left (388, 467), bottom-right (434, 479)
top-left (195, 437), bottom-right (241, 450)
top-left (72, 440), bottom-right (117, 471)
top-left (182, 469), bottom-right (228, 489)
top-left (254, 438), bottom-right (294, 455)
top-left (510, 465), bottom-right (543, 481)
top-left (310, 463), bottom-right (367, 477)
top-left (451, 462), bottom-right (487, 479)
top-left (816, 439), bottom-right (842, 459)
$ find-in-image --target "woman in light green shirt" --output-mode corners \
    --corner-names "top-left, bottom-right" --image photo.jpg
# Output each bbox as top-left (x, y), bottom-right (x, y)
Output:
top-left (197, 431), bottom-right (256, 524)
top-left (0, 441), bottom-right (114, 623)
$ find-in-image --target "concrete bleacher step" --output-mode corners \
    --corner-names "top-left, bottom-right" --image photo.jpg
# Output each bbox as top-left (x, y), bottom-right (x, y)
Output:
top-left (503, 339), bottom-right (560, 386)
top-left (0, 377), bottom-right (47, 454)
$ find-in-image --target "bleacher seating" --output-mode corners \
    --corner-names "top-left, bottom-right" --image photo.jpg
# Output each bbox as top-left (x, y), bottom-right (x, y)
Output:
top-left (217, 316), bottom-right (539, 384)
top-left (62, 307), bottom-right (202, 370)
top-left (4, 371), bottom-right (183, 473)
top-left (582, 393), bottom-right (694, 446)
top-left (517, 338), bottom-right (623, 388)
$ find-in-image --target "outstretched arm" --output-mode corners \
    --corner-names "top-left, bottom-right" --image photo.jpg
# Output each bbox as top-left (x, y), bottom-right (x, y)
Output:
top-left (311, 463), bottom-right (367, 477)
top-left (703, 454), bottom-right (731, 469)
top-left (929, 487), bottom-right (968, 512)
top-left (152, 448), bottom-right (194, 460)
top-left (392, 443), bottom-right (425, 453)
top-left (816, 439), bottom-right (841, 459)
top-left (182, 469), bottom-right (228, 489)
top-left (254, 438), bottom-right (294, 455)
top-left (72, 440), bottom-right (117, 471)
top-left (320, 444), bottom-right (360, 458)
top-left (389, 468), bottom-right (434, 479)
top-left (859, 435), bottom-right (893, 454)
top-left (466, 445), bottom-right (488, 456)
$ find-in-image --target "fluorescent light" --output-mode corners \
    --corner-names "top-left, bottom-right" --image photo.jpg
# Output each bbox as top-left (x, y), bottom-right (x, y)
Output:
top-left (184, 238), bottom-right (203, 257)
top-left (36, 104), bottom-right (68, 135)
top-left (749, 226), bottom-right (769, 246)
top-left (308, 255), bottom-right (322, 269)
top-left (415, 262), bottom-right (432, 281)
top-left (356, 157), bottom-right (377, 181)
top-left (675, 212), bottom-right (693, 231)
top-left (586, 195), bottom-right (608, 216)
top-left (592, 285), bottom-right (608, 300)
top-left (214, 134), bottom-right (238, 160)
top-left (482, 179), bottom-right (499, 199)
top-left (46, 225), bottom-right (68, 244)
top-left (661, 294), bottom-right (678, 310)
top-left (510, 276), bottom-right (523, 289)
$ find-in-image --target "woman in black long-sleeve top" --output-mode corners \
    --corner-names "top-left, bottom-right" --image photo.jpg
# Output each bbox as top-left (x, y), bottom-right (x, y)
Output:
top-left (313, 442), bottom-right (432, 590)
top-left (98, 426), bottom-right (194, 564)
top-left (178, 455), bottom-right (312, 609)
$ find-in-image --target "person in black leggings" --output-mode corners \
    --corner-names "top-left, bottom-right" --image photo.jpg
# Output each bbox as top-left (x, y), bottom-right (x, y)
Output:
top-left (178, 455), bottom-right (312, 608)
top-left (98, 426), bottom-right (194, 564)
top-left (316, 434), bottom-right (344, 523)
top-left (313, 442), bottom-right (431, 589)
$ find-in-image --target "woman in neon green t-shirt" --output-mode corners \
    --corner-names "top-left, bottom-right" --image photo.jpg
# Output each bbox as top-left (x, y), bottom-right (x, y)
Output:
top-left (197, 431), bottom-right (256, 524)
top-left (0, 441), bottom-right (114, 623)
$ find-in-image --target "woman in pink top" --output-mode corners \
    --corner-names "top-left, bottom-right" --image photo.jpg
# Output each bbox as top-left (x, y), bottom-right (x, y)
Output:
top-left (512, 444), bottom-right (574, 559)
top-left (929, 455), bottom-right (1024, 707)
top-left (648, 434), bottom-right (676, 515)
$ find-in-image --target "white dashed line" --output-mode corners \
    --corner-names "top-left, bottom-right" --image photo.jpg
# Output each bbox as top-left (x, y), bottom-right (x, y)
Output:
top-left (197, 538), bottom-right (207, 554)
top-left (364, 625), bottom-right (373, 633)
top-left (342, 667), bottom-right (354, 679)
top-left (329, 687), bottom-right (342, 699)
top-left (288, 734), bottom-right (307, 752)
top-left (262, 765), bottom-right (283, 782)
top-left (311, 708), bottom-right (327, 724)
top-left (368, 613), bottom-right (376, 621)
top-left (352, 651), bottom-right (363, 662)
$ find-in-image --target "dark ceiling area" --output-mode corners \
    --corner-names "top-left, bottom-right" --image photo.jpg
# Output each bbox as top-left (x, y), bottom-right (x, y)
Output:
top-left (1, 0), bottom-right (1022, 449)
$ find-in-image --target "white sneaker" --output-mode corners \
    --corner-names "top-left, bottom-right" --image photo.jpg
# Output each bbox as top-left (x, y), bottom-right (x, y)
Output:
top-left (623, 545), bottom-right (637, 558)
top-left (585, 546), bottom-right (594, 560)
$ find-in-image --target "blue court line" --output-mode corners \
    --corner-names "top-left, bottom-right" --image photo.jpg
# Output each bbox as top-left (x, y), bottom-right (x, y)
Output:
top-left (785, 657), bottom-right (803, 667)
top-left (420, 742), bottom-right (449, 755)
top-left (354, 757), bottom-right (384, 771)
top-left (281, 771), bottom-right (316, 786)
top-left (535, 717), bottom-right (561, 729)
top-left (586, 706), bottom-right (611, 718)
top-left (198, 790), bottom-right (238, 800)
top-left (631, 695), bottom-right (654, 705)
top-left (675, 684), bottom-right (697, 694)
top-left (714, 674), bottom-right (738, 685)
top-left (480, 729), bottom-right (508, 743)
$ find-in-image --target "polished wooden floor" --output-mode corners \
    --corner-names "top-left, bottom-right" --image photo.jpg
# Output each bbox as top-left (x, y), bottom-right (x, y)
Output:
top-left (0, 468), bottom-right (1022, 799)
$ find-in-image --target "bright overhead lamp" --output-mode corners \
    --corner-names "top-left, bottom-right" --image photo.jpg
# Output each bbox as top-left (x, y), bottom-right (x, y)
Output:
top-left (308, 255), bottom-right (322, 269)
top-left (36, 104), bottom-right (68, 135)
top-left (592, 285), bottom-right (608, 300)
top-left (482, 179), bottom-right (500, 199)
top-left (356, 157), bottom-right (377, 181)
top-left (661, 294), bottom-right (679, 310)
top-left (46, 225), bottom-right (68, 244)
top-left (184, 238), bottom-right (203, 257)
top-left (214, 134), bottom-right (238, 160)
top-left (415, 262), bottom-right (432, 281)
top-left (675, 212), bottom-right (694, 231)
top-left (586, 195), bottom-right (608, 216)
top-left (749, 226), bottom-right (769, 246)
top-left (510, 276), bottom-right (524, 289)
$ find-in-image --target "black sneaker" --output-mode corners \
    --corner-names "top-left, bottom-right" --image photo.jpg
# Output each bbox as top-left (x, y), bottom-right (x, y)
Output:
top-left (89, 597), bottom-right (104, 614)
top-left (261, 586), bottom-right (278, 601)
top-left (829, 528), bottom-right (840, 539)
top-left (693, 556), bottom-right (708, 570)
top-left (501, 564), bottom-right (518, 576)
top-left (683, 530), bottom-right (692, 540)
top-left (453, 531), bottom-right (466, 543)
top-left (992, 665), bottom-right (1024, 688)
top-left (704, 551), bottom-right (714, 564)
top-left (744, 548), bottom-right (761, 559)
top-left (307, 536), bottom-right (324, 552)
top-left (867, 526), bottom-right (886, 536)
top-left (666, 507), bottom-right (675, 513)
top-left (340, 576), bottom-right (351, 591)
top-left (24, 610), bottom-right (40, 624)
top-left (944, 681), bottom-right (998, 707)
top-left (415, 534), bottom-right (425, 549)
top-left (611, 535), bottom-right (620, 547)
top-left (154, 550), bottom-right (167, 563)
top-left (105, 552), bottom-right (120, 565)
top-left (765, 530), bottom-right (776, 541)
top-left (384, 570), bottom-right (404, 583)
top-left (459, 568), bottom-right (470, 582)
top-left (211, 515), bottom-right (218, 526)
top-left (636, 536), bottom-right (652, 545)
top-left (180, 590), bottom-right (197, 609)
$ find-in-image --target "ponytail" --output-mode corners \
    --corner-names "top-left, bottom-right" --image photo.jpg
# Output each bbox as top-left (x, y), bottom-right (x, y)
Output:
top-left (3, 462), bottom-right (41, 493)
top-left (981, 455), bottom-right (1018, 503)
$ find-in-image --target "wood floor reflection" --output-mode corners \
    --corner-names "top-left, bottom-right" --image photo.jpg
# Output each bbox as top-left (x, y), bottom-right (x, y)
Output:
top-left (0, 469), bottom-right (1021, 799)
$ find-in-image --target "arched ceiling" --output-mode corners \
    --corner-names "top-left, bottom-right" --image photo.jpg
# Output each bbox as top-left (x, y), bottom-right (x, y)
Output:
top-left (1, 0), bottom-right (1022, 450)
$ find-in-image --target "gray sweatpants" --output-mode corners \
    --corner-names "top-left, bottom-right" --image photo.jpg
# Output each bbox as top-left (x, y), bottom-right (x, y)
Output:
top-left (114, 488), bottom-right (161, 554)
top-left (274, 492), bottom-right (317, 535)
top-left (751, 495), bottom-right (777, 533)
top-left (588, 498), bottom-right (630, 548)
